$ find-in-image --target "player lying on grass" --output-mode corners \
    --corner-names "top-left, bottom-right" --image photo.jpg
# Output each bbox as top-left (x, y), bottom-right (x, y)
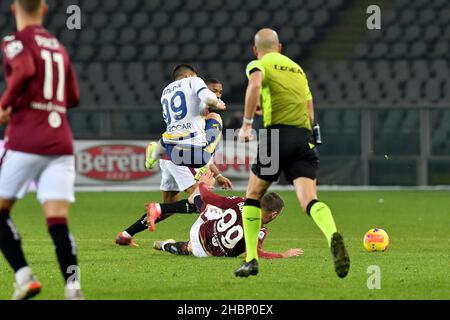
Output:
top-left (153, 171), bottom-right (303, 259)
top-left (115, 162), bottom-right (232, 247)
top-left (145, 64), bottom-right (226, 170)
top-left (115, 80), bottom-right (232, 247)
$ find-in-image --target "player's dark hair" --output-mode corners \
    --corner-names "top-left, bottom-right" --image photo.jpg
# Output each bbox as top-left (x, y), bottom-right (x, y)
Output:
top-left (205, 78), bottom-right (221, 85)
top-left (172, 63), bottom-right (199, 80)
top-left (15, 0), bottom-right (44, 13)
top-left (261, 192), bottom-right (284, 213)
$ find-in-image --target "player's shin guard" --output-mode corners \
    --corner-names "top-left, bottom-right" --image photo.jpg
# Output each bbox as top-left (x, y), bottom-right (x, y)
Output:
top-left (125, 200), bottom-right (198, 237)
top-left (242, 199), bottom-right (262, 262)
top-left (160, 200), bottom-right (198, 214)
top-left (47, 218), bottom-right (80, 286)
top-left (0, 210), bottom-right (28, 272)
top-left (307, 200), bottom-right (337, 247)
top-left (125, 213), bottom-right (148, 236)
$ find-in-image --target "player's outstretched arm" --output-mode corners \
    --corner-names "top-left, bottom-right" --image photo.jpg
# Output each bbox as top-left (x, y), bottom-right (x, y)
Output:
top-left (307, 99), bottom-right (314, 128)
top-left (191, 77), bottom-right (226, 111)
top-left (209, 163), bottom-right (233, 190)
top-left (305, 75), bottom-right (314, 127)
top-left (239, 70), bottom-right (263, 142)
top-left (244, 71), bottom-right (263, 119)
top-left (198, 172), bottom-right (230, 209)
top-left (257, 247), bottom-right (304, 259)
top-left (257, 233), bottom-right (303, 259)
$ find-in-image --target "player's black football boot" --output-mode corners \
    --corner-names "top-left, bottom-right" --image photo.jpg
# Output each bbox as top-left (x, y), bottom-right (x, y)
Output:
top-left (234, 259), bottom-right (259, 277)
top-left (331, 232), bottom-right (350, 278)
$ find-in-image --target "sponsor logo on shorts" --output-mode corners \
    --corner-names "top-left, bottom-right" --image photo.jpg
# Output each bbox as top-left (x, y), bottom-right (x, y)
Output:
top-left (76, 145), bottom-right (155, 181)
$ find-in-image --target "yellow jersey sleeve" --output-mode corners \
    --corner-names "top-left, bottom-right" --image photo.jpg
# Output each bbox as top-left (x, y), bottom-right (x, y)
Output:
top-left (246, 60), bottom-right (265, 80)
top-left (305, 77), bottom-right (313, 101)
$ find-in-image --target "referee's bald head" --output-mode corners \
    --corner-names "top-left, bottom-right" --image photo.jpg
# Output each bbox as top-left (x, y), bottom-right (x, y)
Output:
top-left (254, 28), bottom-right (282, 58)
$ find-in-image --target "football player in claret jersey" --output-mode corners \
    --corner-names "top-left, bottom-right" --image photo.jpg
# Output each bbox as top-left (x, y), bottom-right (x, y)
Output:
top-left (153, 171), bottom-right (303, 260)
top-left (0, 0), bottom-right (82, 300)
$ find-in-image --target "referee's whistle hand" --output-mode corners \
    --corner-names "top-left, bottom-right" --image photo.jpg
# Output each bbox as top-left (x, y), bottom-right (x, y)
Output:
top-left (238, 124), bottom-right (254, 142)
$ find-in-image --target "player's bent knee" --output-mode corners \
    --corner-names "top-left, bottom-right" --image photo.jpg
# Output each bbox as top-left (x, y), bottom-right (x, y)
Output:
top-left (42, 200), bottom-right (70, 218)
top-left (185, 184), bottom-right (198, 197)
top-left (162, 191), bottom-right (180, 204)
top-left (0, 198), bottom-right (15, 212)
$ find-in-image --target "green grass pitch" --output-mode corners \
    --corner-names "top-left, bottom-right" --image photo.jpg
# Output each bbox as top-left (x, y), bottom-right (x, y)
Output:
top-left (0, 191), bottom-right (449, 300)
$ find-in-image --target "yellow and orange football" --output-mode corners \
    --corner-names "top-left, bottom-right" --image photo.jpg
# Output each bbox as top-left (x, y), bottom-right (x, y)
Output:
top-left (363, 228), bottom-right (389, 252)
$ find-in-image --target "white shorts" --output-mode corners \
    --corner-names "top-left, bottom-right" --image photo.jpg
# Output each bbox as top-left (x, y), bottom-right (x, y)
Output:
top-left (189, 206), bottom-right (222, 258)
top-left (189, 216), bottom-right (209, 258)
top-left (159, 159), bottom-right (197, 192)
top-left (0, 150), bottom-right (76, 204)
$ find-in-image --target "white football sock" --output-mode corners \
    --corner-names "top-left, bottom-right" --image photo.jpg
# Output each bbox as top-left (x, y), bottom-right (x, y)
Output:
top-left (15, 266), bottom-right (33, 285)
top-left (122, 231), bottom-right (132, 238)
top-left (160, 241), bottom-right (171, 251)
top-left (66, 280), bottom-right (81, 290)
top-left (152, 140), bottom-right (166, 159)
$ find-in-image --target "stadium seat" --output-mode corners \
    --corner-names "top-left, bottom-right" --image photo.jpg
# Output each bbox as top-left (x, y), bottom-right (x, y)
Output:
top-left (138, 27), bottom-right (157, 44)
top-left (130, 12), bottom-right (148, 29)
top-left (89, 13), bottom-right (108, 29)
top-left (185, 0), bottom-right (202, 11)
top-left (3, 0), bottom-right (447, 139)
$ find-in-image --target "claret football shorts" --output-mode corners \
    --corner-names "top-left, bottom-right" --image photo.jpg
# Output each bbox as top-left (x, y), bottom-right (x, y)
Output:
top-left (0, 150), bottom-right (76, 203)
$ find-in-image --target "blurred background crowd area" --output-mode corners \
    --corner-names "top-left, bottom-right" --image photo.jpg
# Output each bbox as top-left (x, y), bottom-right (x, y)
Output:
top-left (0, 0), bottom-right (449, 185)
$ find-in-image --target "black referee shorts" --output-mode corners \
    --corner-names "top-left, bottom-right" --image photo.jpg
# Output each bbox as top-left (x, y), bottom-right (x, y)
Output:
top-left (251, 125), bottom-right (319, 184)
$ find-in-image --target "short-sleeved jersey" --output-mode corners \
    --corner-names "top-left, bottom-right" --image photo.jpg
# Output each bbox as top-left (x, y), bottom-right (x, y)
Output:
top-left (160, 77), bottom-right (210, 148)
top-left (1, 25), bottom-right (80, 155)
top-left (199, 197), bottom-right (267, 257)
top-left (246, 52), bottom-right (313, 130)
